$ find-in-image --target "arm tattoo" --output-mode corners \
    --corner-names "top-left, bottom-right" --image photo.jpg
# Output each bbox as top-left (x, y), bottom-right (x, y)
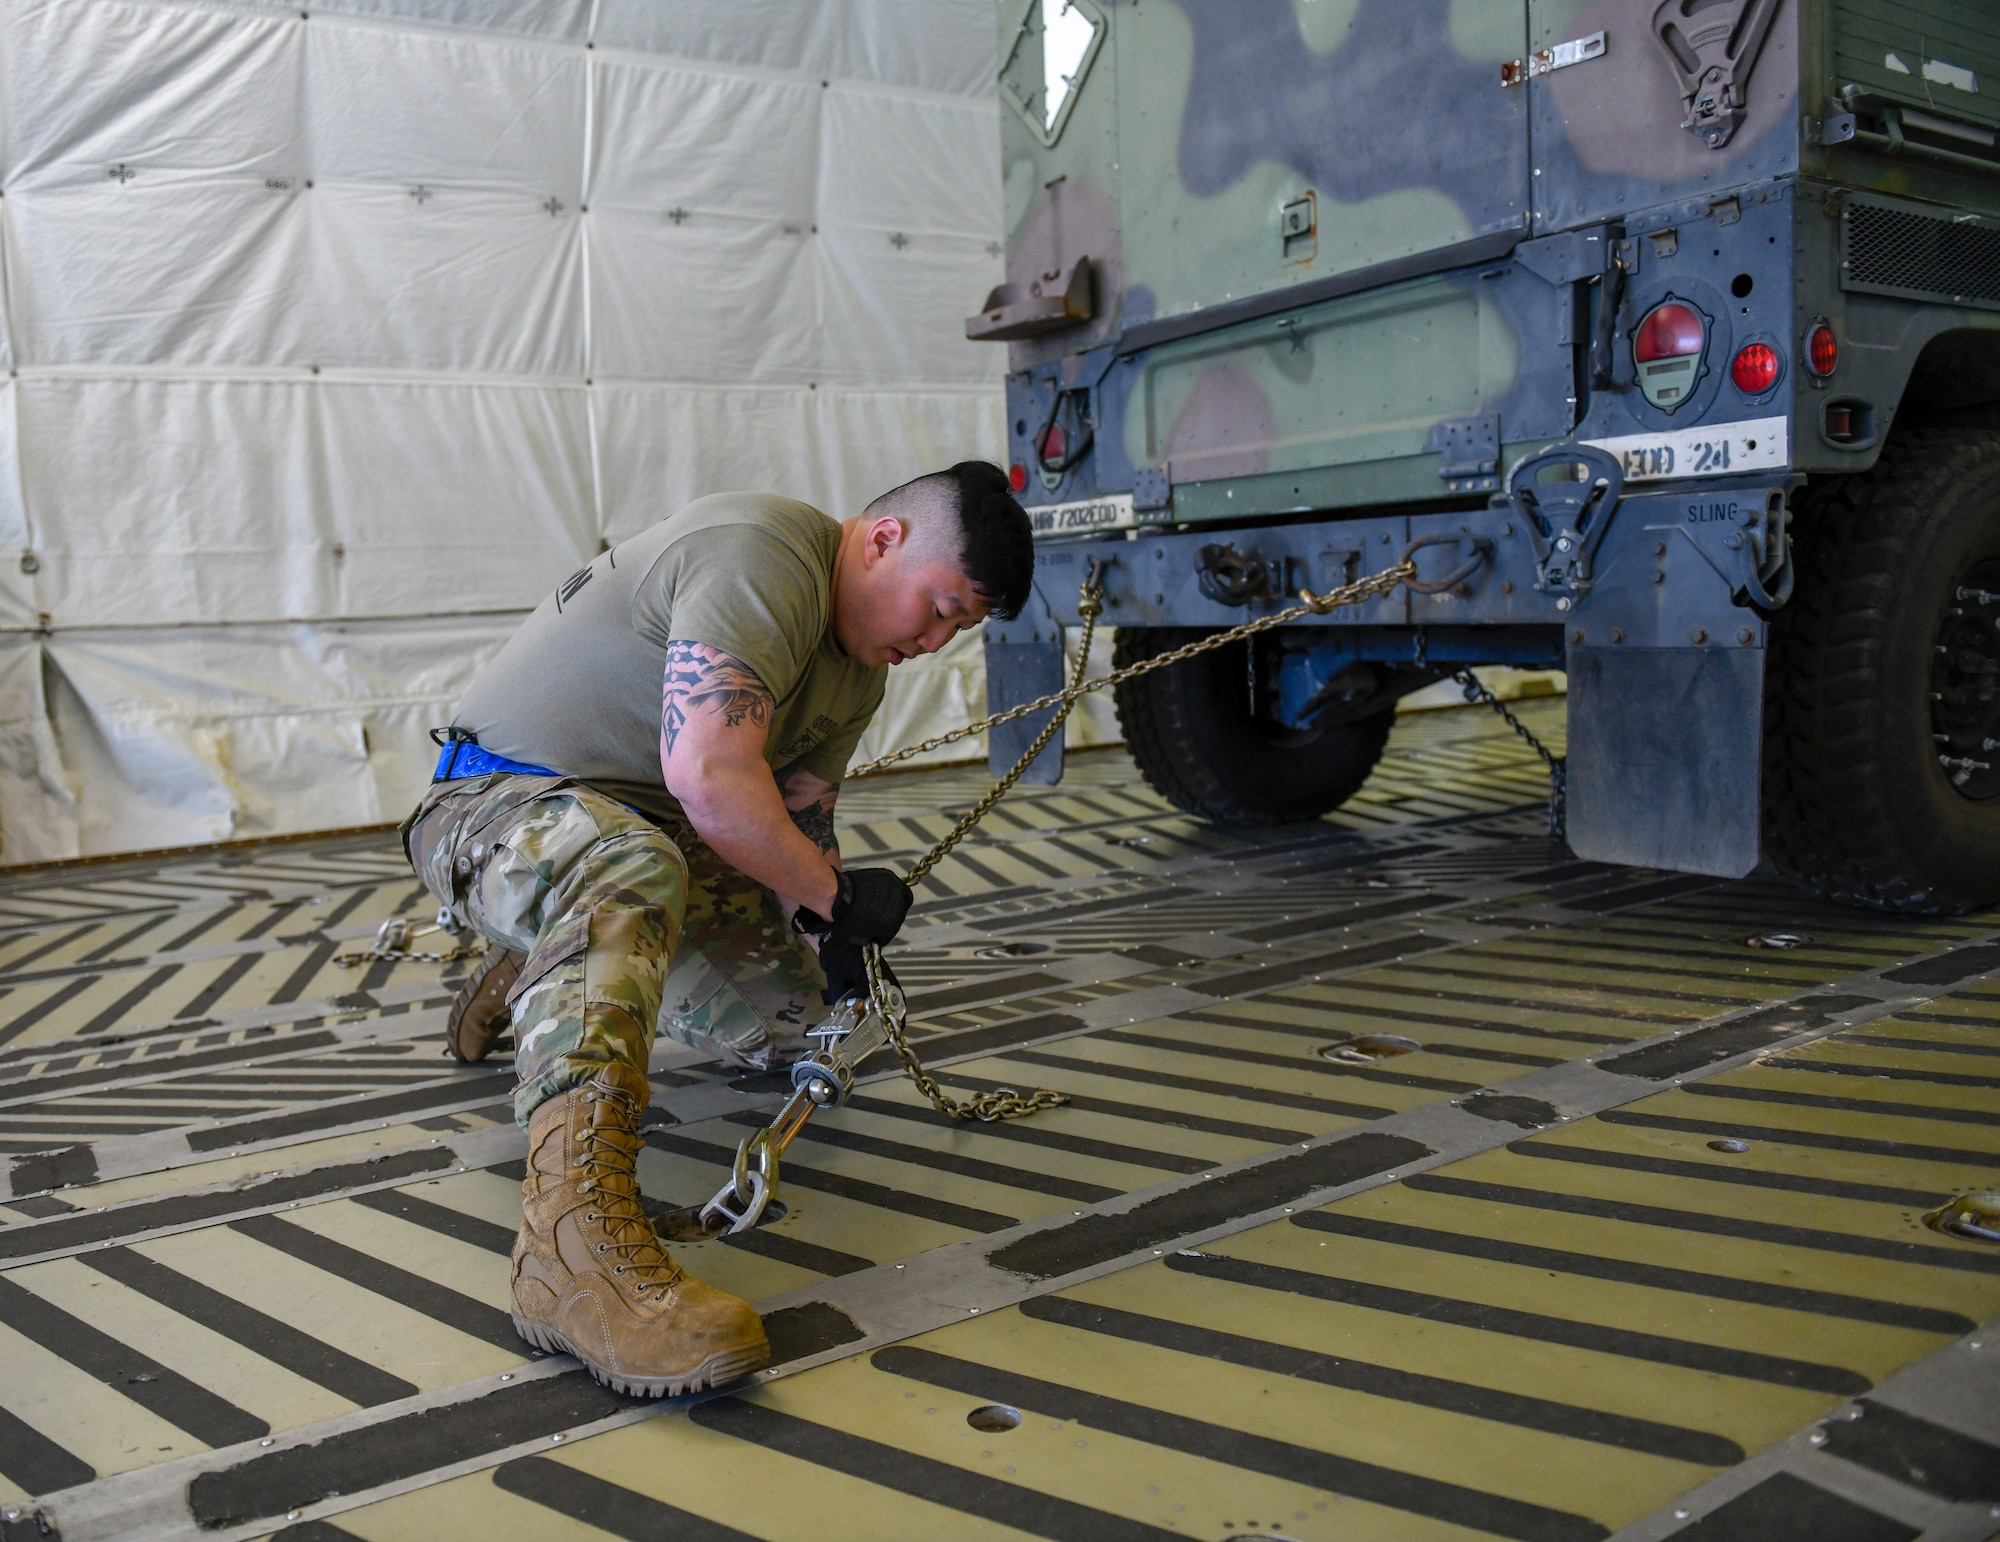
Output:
top-left (787, 788), bottom-right (839, 856)
top-left (662, 641), bottom-right (774, 755)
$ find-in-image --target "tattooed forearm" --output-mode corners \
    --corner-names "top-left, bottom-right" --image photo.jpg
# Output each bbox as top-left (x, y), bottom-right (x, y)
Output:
top-left (662, 641), bottom-right (774, 755)
top-left (787, 791), bottom-right (838, 856)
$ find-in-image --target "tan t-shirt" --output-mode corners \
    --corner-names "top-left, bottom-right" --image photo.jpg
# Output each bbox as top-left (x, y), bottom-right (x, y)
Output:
top-left (452, 493), bottom-right (885, 822)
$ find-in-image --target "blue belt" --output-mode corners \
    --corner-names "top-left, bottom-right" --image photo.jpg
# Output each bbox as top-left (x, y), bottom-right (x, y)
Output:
top-left (432, 740), bottom-right (559, 782)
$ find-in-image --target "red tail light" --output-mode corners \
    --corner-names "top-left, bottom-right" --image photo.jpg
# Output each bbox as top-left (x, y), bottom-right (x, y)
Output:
top-left (1806, 322), bottom-right (1838, 377)
top-left (1634, 302), bottom-right (1705, 363)
top-left (1633, 301), bottom-right (1705, 409)
top-left (1732, 342), bottom-right (1780, 395)
top-left (1008, 461), bottom-right (1028, 493)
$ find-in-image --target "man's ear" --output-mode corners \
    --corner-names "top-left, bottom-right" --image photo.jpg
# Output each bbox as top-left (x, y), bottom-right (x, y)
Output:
top-left (863, 515), bottom-right (906, 567)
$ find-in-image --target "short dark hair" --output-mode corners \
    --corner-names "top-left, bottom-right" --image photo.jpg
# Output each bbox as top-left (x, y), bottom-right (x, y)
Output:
top-left (944, 460), bottom-right (1035, 620)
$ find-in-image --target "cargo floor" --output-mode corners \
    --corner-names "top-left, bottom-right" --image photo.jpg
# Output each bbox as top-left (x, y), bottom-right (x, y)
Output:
top-left (1, 701), bottom-right (1997, 1542)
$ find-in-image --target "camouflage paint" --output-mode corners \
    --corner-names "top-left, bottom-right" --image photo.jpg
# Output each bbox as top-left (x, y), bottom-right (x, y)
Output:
top-left (404, 774), bottom-right (827, 1125)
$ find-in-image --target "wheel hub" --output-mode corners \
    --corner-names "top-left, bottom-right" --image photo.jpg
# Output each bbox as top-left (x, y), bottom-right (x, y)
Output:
top-left (1931, 558), bottom-right (2000, 802)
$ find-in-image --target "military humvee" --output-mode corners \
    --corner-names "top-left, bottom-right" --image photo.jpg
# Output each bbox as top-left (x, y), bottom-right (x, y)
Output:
top-left (971, 0), bottom-right (2000, 914)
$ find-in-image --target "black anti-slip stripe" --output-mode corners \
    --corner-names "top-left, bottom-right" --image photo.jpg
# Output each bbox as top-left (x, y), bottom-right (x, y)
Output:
top-left (982, 887), bottom-right (1202, 932)
top-left (1596, 1109), bottom-right (2000, 1167)
top-left (493, 1457), bottom-right (763, 1541)
top-left (1105, 1028), bottom-right (1479, 1094)
top-left (1838, 1031), bottom-right (2000, 1059)
top-left (186, 1069), bottom-right (513, 1151)
top-left (844, 1094), bottom-right (1216, 1175)
top-left (317, 885), bottom-right (380, 930)
top-left (0, 1147), bottom-right (452, 1259)
top-left (1504, 1140), bottom-right (1949, 1208)
top-left (0, 922), bottom-right (104, 976)
top-left (230, 1212), bottom-right (523, 1352)
top-left (1881, 943), bottom-right (2000, 986)
top-left (1177, 1249), bottom-right (1872, 1393)
top-left (1327, 982), bottom-right (1683, 1025)
top-left (267, 939), bottom-right (340, 1005)
top-left (897, 1011), bottom-right (1087, 1064)
top-left (1409, 958), bottom-right (1737, 1007)
top-left (1289, 1210), bottom-right (1968, 1336)
top-left (722, 1111), bottom-right (1125, 1202)
top-left (1402, 1173), bottom-right (2000, 1275)
top-left (1667, 1471), bottom-right (1916, 1541)
top-left (928, 1078), bottom-right (1311, 1146)
top-left (1183, 1010), bottom-right (1566, 1069)
top-left (347, 1187), bottom-right (516, 1255)
top-left (0, 981), bottom-right (94, 1051)
top-left (172, 952), bottom-right (264, 1022)
top-left (1261, 996), bottom-right (1623, 1045)
top-left (1682, 1081), bottom-right (2000, 1128)
top-left (869, 1346), bottom-right (1608, 1542)
top-left (720, 1222), bottom-right (874, 1277)
top-left (1002, 1045), bottom-right (1397, 1119)
top-left (0, 1400), bottom-right (95, 1494)
top-left (690, 1395), bottom-right (1195, 1542)
top-left (1597, 996), bottom-right (1896, 1082)
top-left (187, 1370), bottom-right (625, 1530)
top-left (1821, 1398), bottom-right (2000, 1502)
top-left (1764, 1056), bottom-right (2000, 1090)
top-left (1022, 1295), bottom-right (1742, 1465)
top-left (238, 899), bottom-right (310, 941)
top-left (913, 970), bottom-right (1072, 1013)
top-left (644, 1130), bottom-right (1019, 1233)
top-left (82, 1247), bottom-right (417, 1407)
top-left (154, 901), bottom-right (245, 955)
top-left (79, 913), bottom-right (176, 963)
top-left (0, 1273), bottom-right (269, 1446)
top-left (1234, 891), bottom-right (1441, 942)
top-left (1189, 933), bottom-right (1444, 998)
top-left (990, 1131), bottom-right (1428, 1281)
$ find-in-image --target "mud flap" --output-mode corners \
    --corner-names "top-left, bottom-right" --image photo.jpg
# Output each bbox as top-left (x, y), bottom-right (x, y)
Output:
top-left (1565, 645), bottom-right (1762, 878)
top-left (984, 581), bottom-right (1067, 785)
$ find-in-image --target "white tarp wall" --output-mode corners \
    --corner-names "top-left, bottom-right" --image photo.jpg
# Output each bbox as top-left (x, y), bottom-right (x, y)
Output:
top-left (0, 0), bottom-right (1118, 863)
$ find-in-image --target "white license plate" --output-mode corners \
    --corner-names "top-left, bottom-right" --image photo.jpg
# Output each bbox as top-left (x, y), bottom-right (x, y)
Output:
top-left (1025, 492), bottom-right (1136, 538)
top-left (1582, 415), bottom-right (1789, 482)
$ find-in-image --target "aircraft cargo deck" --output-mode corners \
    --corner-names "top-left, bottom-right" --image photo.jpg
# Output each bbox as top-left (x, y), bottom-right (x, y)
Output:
top-left (2, 700), bottom-right (1997, 1542)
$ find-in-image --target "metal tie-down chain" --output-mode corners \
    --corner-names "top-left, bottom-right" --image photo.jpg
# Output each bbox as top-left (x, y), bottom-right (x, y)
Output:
top-left (334, 911), bottom-right (479, 967)
top-left (1451, 669), bottom-right (1567, 840)
top-left (681, 555), bottom-right (1424, 1234)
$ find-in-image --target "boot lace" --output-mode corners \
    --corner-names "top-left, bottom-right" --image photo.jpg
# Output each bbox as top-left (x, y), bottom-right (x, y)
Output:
top-left (578, 1089), bottom-right (685, 1303)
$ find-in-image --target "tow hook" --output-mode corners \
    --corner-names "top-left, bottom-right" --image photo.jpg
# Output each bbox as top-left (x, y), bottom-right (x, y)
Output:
top-left (1196, 543), bottom-right (1278, 606)
top-left (1506, 443), bottom-right (1624, 606)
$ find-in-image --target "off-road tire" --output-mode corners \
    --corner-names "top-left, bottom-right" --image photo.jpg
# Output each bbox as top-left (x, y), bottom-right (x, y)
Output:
top-left (1112, 626), bottom-right (1391, 824)
top-left (1762, 427), bottom-right (2000, 913)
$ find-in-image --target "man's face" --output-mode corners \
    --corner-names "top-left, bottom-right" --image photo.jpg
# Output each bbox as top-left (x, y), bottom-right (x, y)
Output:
top-left (839, 517), bottom-right (991, 667)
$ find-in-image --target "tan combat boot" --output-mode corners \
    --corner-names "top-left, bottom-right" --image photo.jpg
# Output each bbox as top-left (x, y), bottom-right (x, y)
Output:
top-left (511, 1061), bottom-right (770, 1396)
top-left (445, 944), bottom-right (524, 1063)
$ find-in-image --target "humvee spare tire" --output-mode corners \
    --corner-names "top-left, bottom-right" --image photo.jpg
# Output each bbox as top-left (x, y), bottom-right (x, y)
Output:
top-left (1762, 428), bottom-right (2000, 913)
top-left (1112, 626), bottom-right (1390, 824)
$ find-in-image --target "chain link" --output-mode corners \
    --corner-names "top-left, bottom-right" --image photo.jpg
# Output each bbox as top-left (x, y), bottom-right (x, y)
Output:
top-left (862, 557), bottom-right (1418, 1122)
top-left (847, 560), bottom-right (1417, 779)
top-left (334, 916), bottom-right (479, 968)
top-left (1452, 669), bottom-right (1567, 840)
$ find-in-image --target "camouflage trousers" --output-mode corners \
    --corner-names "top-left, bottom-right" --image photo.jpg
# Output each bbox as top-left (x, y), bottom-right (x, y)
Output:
top-left (403, 774), bottom-right (826, 1126)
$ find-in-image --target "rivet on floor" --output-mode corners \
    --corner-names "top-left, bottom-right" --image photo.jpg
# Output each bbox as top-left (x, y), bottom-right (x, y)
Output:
top-left (500, 1373), bottom-right (512, 1381)
top-left (260, 1439), bottom-right (272, 1447)
top-left (552, 1433), bottom-right (564, 1442)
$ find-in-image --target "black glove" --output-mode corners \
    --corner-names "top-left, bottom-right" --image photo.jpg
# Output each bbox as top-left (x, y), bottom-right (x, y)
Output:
top-left (819, 939), bottom-right (898, 1007)
top-left (793, 868), bottom-right (912, 948)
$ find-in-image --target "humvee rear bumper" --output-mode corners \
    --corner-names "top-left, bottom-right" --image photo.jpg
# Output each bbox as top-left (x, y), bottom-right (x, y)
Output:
top-left (986, 472), bottom-right (1798, 880)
